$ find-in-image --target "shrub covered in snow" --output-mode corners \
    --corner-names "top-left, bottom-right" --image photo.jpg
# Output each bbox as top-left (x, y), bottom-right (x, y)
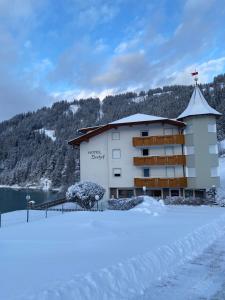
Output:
top-left (66, 181), bottom-right (105, 209)
top-left (108, 197), bottom-right (143, 210)
top-left (164, 196), bottom-right (204, 205)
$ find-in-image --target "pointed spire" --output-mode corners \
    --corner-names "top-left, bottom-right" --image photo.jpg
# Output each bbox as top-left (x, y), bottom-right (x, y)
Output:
top-left (177, 85), bottom-right (221, 119)
top-left (178, 69), bottom-right (221, 119)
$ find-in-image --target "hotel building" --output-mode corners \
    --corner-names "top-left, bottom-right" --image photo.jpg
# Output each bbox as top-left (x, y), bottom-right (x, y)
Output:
top-left (69, 85), bottom-right (221, 199)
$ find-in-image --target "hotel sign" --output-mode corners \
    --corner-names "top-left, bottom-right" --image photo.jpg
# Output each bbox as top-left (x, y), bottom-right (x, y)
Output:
top-left (88, 150), bottom-right (105, 160)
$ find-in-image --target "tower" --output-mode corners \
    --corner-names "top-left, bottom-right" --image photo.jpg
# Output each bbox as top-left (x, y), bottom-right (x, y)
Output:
top-left (177, 74), bottom-right (221, 196)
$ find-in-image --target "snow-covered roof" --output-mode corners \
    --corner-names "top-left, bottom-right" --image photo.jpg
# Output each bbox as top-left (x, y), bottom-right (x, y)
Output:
top-left (110, 113), bottom-right (166, 124)
top-left (69, 113), bottom-right (185, 146)
top-left (177, 86), bottom-right (221, 119)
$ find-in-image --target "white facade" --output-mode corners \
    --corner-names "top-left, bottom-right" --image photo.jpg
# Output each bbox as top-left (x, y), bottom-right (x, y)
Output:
top-left (79, 122), bottom-right (185, 199)
top-left (70, 86), bottom-right (221, 200)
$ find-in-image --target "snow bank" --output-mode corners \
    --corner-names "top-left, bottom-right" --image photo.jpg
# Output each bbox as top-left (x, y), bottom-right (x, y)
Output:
top-left (132, 196), bottom-right (165, 216)
top-left (22, 213), bottom-right (225, 300)
top-left (52, 202), bottom-right (77, 209)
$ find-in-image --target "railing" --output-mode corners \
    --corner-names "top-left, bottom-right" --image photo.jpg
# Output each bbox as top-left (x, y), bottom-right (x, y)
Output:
top-left (133, 155), bottom-right (186, 166)
top-left (32, 198), bottom-right (66, 210)
top-left (133, 134), bottom-right (185, 147)
top-left (134, 177), bottom-right (187, 188)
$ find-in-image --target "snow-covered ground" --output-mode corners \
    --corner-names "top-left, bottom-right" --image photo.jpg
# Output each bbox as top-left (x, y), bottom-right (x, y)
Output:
top-left (1, 200), bottom-right (225, 300)
top-left (1, 157), bottom-right (225, 299)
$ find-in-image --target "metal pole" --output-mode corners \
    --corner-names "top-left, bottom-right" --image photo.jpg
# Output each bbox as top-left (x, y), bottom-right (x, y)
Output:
top-left (27, 202), bottom-right (29, 223)
top-left (45, 206), bottom-right (48, 218)
top-left (62, 204), bottom-right (64, 214)
top-left (0, 211), bottom-right (1, 228)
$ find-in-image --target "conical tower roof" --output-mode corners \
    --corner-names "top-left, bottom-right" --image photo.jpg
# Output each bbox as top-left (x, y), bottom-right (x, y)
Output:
top-left (177, 86), bottom-right (221, 119)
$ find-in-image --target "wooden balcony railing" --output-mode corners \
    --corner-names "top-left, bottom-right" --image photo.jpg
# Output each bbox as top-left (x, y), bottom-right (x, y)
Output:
top-left (134, 177), bottom-right (187, 188)
top-left (133, 155), bottom-right (186, 166)
top-left (133, 134), bottom-right (185, 147)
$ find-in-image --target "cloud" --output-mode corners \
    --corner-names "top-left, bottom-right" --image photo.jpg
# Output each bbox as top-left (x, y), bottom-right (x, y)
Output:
top-left (0, 0), bottom-right (53, 121)
top-left (92, 51), bottom-right (150, 88)
top-left (168, 57), bottom-right (225, 86)
top-left (52, 87), bottom-right (117, 101)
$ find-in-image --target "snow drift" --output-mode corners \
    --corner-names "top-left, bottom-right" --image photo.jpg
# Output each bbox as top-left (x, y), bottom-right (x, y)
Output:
top-left (17, 211), bottom-right (225, 300)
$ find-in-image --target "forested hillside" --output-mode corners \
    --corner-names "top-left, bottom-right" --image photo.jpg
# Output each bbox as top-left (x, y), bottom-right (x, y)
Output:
top-left (1, 74), bottom-right (225, 189)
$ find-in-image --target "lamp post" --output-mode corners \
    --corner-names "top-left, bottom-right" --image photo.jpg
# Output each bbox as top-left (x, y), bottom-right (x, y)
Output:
top-left (26, 195), bottom-right (35, 223)
top-left (95, 195), bottom-right (100, 210)
top-left (26, 194), bottom-right (31, 223)
top-left (143, 186), bottom-right (146, 196)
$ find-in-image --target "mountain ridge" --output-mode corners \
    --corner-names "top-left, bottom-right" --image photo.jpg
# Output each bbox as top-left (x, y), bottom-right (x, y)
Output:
top-left (1, 74), bottom-right (225, 189)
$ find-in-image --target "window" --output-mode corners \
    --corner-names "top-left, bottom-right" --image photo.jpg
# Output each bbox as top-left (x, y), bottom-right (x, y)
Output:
top-left (208, 123), bottom-right (216, 133)
top-left (184, 146), bottom-right (195, 155)
top-left (171, 189), bottom-right (179, 197)
top-left (141, 131), bottom-right (148, 137)
top-left (186, 167), bottom-right (196, 177)
top-left (185, 189), bottom-right (193, 198)
top-left (143, 168), bottom-right (150, 177)
top-left (166, 166), bottom-right (175, 178)
top-left (142, 149), bottom-right (149, 156)
top-left (165, 146), bottom-right (174, 155)
top-left (112, 132), bottom-right (120, 140)
top-left (164, 128), bottom-right (173, 135)
top-left (113, 168), bottom-right (121, 177)
top-left (211, 167), bottom-right (219, 177)
top-left (112, 149), bottom-right (121, 159)
top-left (209, 144), bottom-right (218, 154)
top-left (184, 124), bottom-right (193, 134)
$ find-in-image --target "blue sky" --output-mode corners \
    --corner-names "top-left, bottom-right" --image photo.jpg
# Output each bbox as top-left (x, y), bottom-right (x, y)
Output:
top-left (0, 0), bottom-right (225, 120)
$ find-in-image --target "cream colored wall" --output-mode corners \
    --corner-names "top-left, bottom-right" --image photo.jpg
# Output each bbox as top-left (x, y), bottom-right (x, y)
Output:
top-left (80, 123), bottom-right (184, 198)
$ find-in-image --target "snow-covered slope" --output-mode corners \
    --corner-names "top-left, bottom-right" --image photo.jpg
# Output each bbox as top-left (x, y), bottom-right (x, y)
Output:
top-left (38, 128), bottom-right (56, 141)
top-left (1, 201), bottom-right (225, 300)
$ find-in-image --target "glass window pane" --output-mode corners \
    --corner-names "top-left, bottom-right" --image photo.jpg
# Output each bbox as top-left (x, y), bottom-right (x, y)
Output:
top-left (112, 149), bottom-right (121, 159)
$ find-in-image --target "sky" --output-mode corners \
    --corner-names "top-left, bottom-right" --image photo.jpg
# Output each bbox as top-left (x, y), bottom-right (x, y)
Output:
top-left (0, 0), bottom-right (225, 121)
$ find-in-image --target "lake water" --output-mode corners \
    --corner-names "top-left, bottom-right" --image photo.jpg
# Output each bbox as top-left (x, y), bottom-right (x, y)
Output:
top-left (0, 188), bottom-right (62, 213)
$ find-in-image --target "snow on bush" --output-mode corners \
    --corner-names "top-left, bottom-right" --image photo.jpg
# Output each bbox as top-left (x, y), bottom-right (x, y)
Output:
top-left (164, 196), bottom-right (204, 205)
top-left (66, 181), bottom-right (105, 209)
top-left (132, 196), bottom-right (165, 216)
top-left (108, 197), bottom-right (143, 210)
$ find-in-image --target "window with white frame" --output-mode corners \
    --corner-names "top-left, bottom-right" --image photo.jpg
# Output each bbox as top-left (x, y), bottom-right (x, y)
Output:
top-left (186, 167), bottom-right (196, 177)
top-left (112, 132), bottom-right (120, 140)
top-left (184, 124), bottom-right (193, 134)
top-left (209, 144), bottom-right (218, 154)
top-left (208, 123), bottom-right (216, 133)
top-left (166, 166), bottom-right (175, 178)
top-left (113, 168), bottom-right (121, 177)
top-left (184, 146), bottom-right (195, 155)
top-left (112, 149), bottom-right (121, 159)
top-left (211, 166), bottom-right (219, 177)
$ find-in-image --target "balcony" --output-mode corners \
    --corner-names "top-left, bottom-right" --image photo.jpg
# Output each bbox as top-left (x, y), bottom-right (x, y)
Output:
top-left (134, 177), bottom-right (187, 188)
top-left (133, 155), bottom-right (186, 166)
top-left (133, 134), bottom-right (185, 147)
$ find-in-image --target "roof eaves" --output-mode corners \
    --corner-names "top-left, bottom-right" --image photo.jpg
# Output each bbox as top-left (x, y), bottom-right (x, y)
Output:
top-left (68, 119), bottom-right (185, 146)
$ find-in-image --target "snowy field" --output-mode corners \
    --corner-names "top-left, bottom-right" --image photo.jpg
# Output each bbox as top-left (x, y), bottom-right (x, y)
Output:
top-left (1, 157), bottom-right (225, 300)
top-left (1, 201), bottom-right (225, 300)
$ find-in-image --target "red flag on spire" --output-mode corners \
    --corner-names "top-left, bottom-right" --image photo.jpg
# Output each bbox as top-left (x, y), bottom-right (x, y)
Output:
top-left (191, 71), bottom-right (198, 76)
